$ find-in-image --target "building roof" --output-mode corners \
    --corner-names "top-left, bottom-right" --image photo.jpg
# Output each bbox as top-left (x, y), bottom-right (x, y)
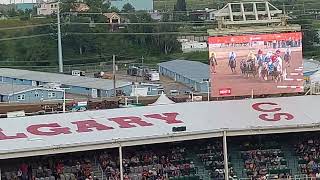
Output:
top-left (103, 12), bottom-right (120, 19)
top-left (158, 60), bottom-right (209, 82)
top-left (0, 83), bottom-right (62, 96)
top-left (0, 68), bottom-right (130, 91)
top-left (1, 95), bottom-right (319, 159)
top-left (304, 59), bottom-right (320, 73)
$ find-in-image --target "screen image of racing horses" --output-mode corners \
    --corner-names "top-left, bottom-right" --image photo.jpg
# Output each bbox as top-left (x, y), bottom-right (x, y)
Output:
top-left (208, 32), bottom-right (303, 97)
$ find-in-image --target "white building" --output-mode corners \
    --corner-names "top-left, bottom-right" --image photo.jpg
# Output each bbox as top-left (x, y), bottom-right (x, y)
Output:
top-left (37, 1), bottom-right (58, 15)
top-left (178, 39), bottom-right (208, 53)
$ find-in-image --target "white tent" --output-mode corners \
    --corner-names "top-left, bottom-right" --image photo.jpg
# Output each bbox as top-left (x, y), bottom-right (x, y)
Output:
top-left (149, 93), bottom-right (175, 106)
top-left (310, 70), bottom-right (320, 83)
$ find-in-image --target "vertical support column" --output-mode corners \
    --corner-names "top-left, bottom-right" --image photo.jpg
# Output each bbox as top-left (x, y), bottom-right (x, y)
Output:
top-left (253, 3), bottom-right (258, 20)
top-left (240, 3), bottom-right (246, 21)
top-left (119, 145), bottom-right (124, 180)
top-left (228, 3), bottom-right (233, 21)
top-left (265, 1), bottom-right (271, 20)
top-left (223, 131), bottom-right (229, 180)
top-left (57, 0), bottom-right (63, 73)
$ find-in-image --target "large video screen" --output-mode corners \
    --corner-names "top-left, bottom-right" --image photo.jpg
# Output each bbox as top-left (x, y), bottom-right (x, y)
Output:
top-left (208, 32), bottom-right (303, 97)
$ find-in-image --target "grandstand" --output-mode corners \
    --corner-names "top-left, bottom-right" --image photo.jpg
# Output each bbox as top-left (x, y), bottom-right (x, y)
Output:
top-left (0, 95), bottom-right (320, 180)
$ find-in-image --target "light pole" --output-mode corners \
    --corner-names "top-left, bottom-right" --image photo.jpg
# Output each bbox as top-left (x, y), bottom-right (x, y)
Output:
top-left (206, 80), bottom-right (210, 102)
top-left (203, 79), bottom-right (210, 102)
top-left (63, 88), bottom-right (66, 113)
top-left (57, 0), bottom-right (63, 73)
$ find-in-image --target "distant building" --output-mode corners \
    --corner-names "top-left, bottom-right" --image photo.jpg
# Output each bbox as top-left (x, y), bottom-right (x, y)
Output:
top-left (16, 3), bottom-right (35, 11)
top-left (103, 12), bottom-right (121, 24)
top-left (108, 0), bottom-right (153, 11)
top-left (0, 84), bottom-right (63, 103)
top-left (0, 68), bottom-right (161, 98)
top-left (70, 3), bottom-right (89, 12)
top-left (37, 1), bottom-right (58, 15)
top-left (178, 39), bottom-right (208, 53)
top-left (158, 60), bottom-right (210, 93)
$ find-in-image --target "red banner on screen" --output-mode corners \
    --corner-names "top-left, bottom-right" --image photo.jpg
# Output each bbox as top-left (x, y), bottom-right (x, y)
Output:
top-left (208, 32), bottom-right (302, 44)
top-left (219, 88), bottom-right (232, 95)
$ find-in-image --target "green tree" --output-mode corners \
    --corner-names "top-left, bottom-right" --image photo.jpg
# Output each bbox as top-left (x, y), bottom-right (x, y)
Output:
top-left (122, 3), bottom-right (135, 13)
top-left (174, 0), bottom-right (186, 11)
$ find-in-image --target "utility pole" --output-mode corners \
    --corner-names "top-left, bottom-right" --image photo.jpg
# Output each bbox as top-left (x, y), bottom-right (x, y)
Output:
top-left (113, 55), bottom-right (116, 97)
top-left (57, 0), bottom-right (64, 73)
top-left (141, 56), bottom-right (144, 82)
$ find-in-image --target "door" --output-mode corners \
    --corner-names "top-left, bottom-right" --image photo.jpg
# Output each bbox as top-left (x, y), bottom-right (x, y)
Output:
top-left (91, 89), bottom-right (98, 98)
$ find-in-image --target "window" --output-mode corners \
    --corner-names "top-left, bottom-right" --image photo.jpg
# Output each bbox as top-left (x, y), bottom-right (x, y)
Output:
top-left (35, 91), bottom-right (39, 97)
top-left (48, 92), bottom-right (56, 98)
top-left (51, 4), bottom-right (53, 8)
top-left (17, 94), bottom-right (25, 101)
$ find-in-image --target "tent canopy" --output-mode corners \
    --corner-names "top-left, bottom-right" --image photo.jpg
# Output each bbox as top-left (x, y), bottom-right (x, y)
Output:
top-left (149, 93), bottom-right (175, 106)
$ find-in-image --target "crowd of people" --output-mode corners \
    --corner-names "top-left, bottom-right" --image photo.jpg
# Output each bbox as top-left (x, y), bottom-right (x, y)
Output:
top-left (98, 145), bottom-right (198, 180)
top-left (196, 142), bottom-right (236, 180)
top-left (295, 138), bottom-right (320, 178)
top-left (240, 141), bottom-right (291, 180)
top-left (1, 156), bottom-right (95, 180)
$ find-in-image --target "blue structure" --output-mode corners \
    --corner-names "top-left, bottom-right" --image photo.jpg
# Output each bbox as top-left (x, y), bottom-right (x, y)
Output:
top-left (0, 84), bottom-right (63, 103)
top-left (0, 68), bottom-right (160, 98)
top-left (109, 0), bottom-right (153, 11)
top-left (16, 3), bottom-right (35, 11)
top-left (158, 60), bottom-right (210, 93)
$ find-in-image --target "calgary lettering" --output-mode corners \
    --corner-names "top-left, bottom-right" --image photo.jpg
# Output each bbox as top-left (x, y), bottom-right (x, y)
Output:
top-left (0, 112), bottom-right (183, 141)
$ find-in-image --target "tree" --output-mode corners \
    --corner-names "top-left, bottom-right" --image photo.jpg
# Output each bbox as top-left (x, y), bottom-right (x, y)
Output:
top-left (122, 3), bottom-right (135, 13)
top-left (85, 0), bottom-right (110, 12)
top-left (174, 0), bottom-right (186, 11)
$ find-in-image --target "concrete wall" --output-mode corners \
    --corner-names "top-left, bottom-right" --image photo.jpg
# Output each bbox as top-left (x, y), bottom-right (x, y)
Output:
top-left (1, 89), bottom-right (63, 103)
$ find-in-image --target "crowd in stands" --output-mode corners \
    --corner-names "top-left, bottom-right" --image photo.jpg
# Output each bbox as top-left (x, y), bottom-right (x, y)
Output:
top-left (240, 140), bottom-right (291, 180)
top-left (98, 145), bottom-right (198, 180)
top-left (295, 137), bottom-right (320, 178)
top-left (196, 141), bottom-right (236, 180)
top-left (1, 155), bottom-right (95, 180)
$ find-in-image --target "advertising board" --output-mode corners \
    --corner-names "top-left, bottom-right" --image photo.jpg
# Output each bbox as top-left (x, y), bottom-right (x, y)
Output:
top-left (208, 32), bottom-right (303, 97)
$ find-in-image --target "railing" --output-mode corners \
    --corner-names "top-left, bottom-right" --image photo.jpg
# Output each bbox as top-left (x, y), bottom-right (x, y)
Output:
top-left (98, 164), bottom-right (104, 180)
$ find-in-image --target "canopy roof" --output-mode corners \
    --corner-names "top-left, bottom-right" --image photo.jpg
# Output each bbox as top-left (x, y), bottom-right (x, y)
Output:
top-left (149, 93), bottom-right (175, 106)
top-left (0, 95), bottom-right (319, 159)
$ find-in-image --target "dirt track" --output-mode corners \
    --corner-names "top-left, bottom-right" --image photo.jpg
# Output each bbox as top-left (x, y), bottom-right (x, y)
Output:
top-left (210, 50), bottom-right (304, 97)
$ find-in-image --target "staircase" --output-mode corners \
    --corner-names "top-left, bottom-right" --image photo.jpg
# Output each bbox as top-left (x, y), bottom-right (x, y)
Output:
top-left (282, 145), bottom-right (300, 177)
top-left (186, 151), bottom-right (211, 180)
top-left (92, 162), bottom-right (104, 180)
top-left (228, 144), bottom-right (245, 179)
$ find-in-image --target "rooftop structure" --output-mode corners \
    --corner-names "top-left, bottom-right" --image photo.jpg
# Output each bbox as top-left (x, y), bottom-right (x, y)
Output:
top-left (158, 60), bottom-right (209, 93)
top-left (0, 95), bottom-right (319, 159)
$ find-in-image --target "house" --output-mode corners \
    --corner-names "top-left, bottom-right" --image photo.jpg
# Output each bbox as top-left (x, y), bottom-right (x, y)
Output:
top-left (178, 39), bottom-right (208, 53)
top-left (0, 84), bottom-right (63, 103)
top-left (70, 3), bottom-right (89, 12)
top-left (37, 1), bottom-right (58, 15)
top-left (107, 0), bottom-right (153, 11)
top-left (103, 12), bottom-right (121, 24)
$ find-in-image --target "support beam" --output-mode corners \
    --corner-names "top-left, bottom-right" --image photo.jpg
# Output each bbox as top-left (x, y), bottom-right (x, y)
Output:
top-left (119, 145), bottom-right (124, 180)
top-left (265, 2), bottom-right (271, 20)
top-left (253, 3), bottom-right (258, 20)
top-left (240, 3), bottom-right (246, 21)
top-left (223, 131), bottom-right (229, 180)
top-left (228, 3), bottom-right (233, 21)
